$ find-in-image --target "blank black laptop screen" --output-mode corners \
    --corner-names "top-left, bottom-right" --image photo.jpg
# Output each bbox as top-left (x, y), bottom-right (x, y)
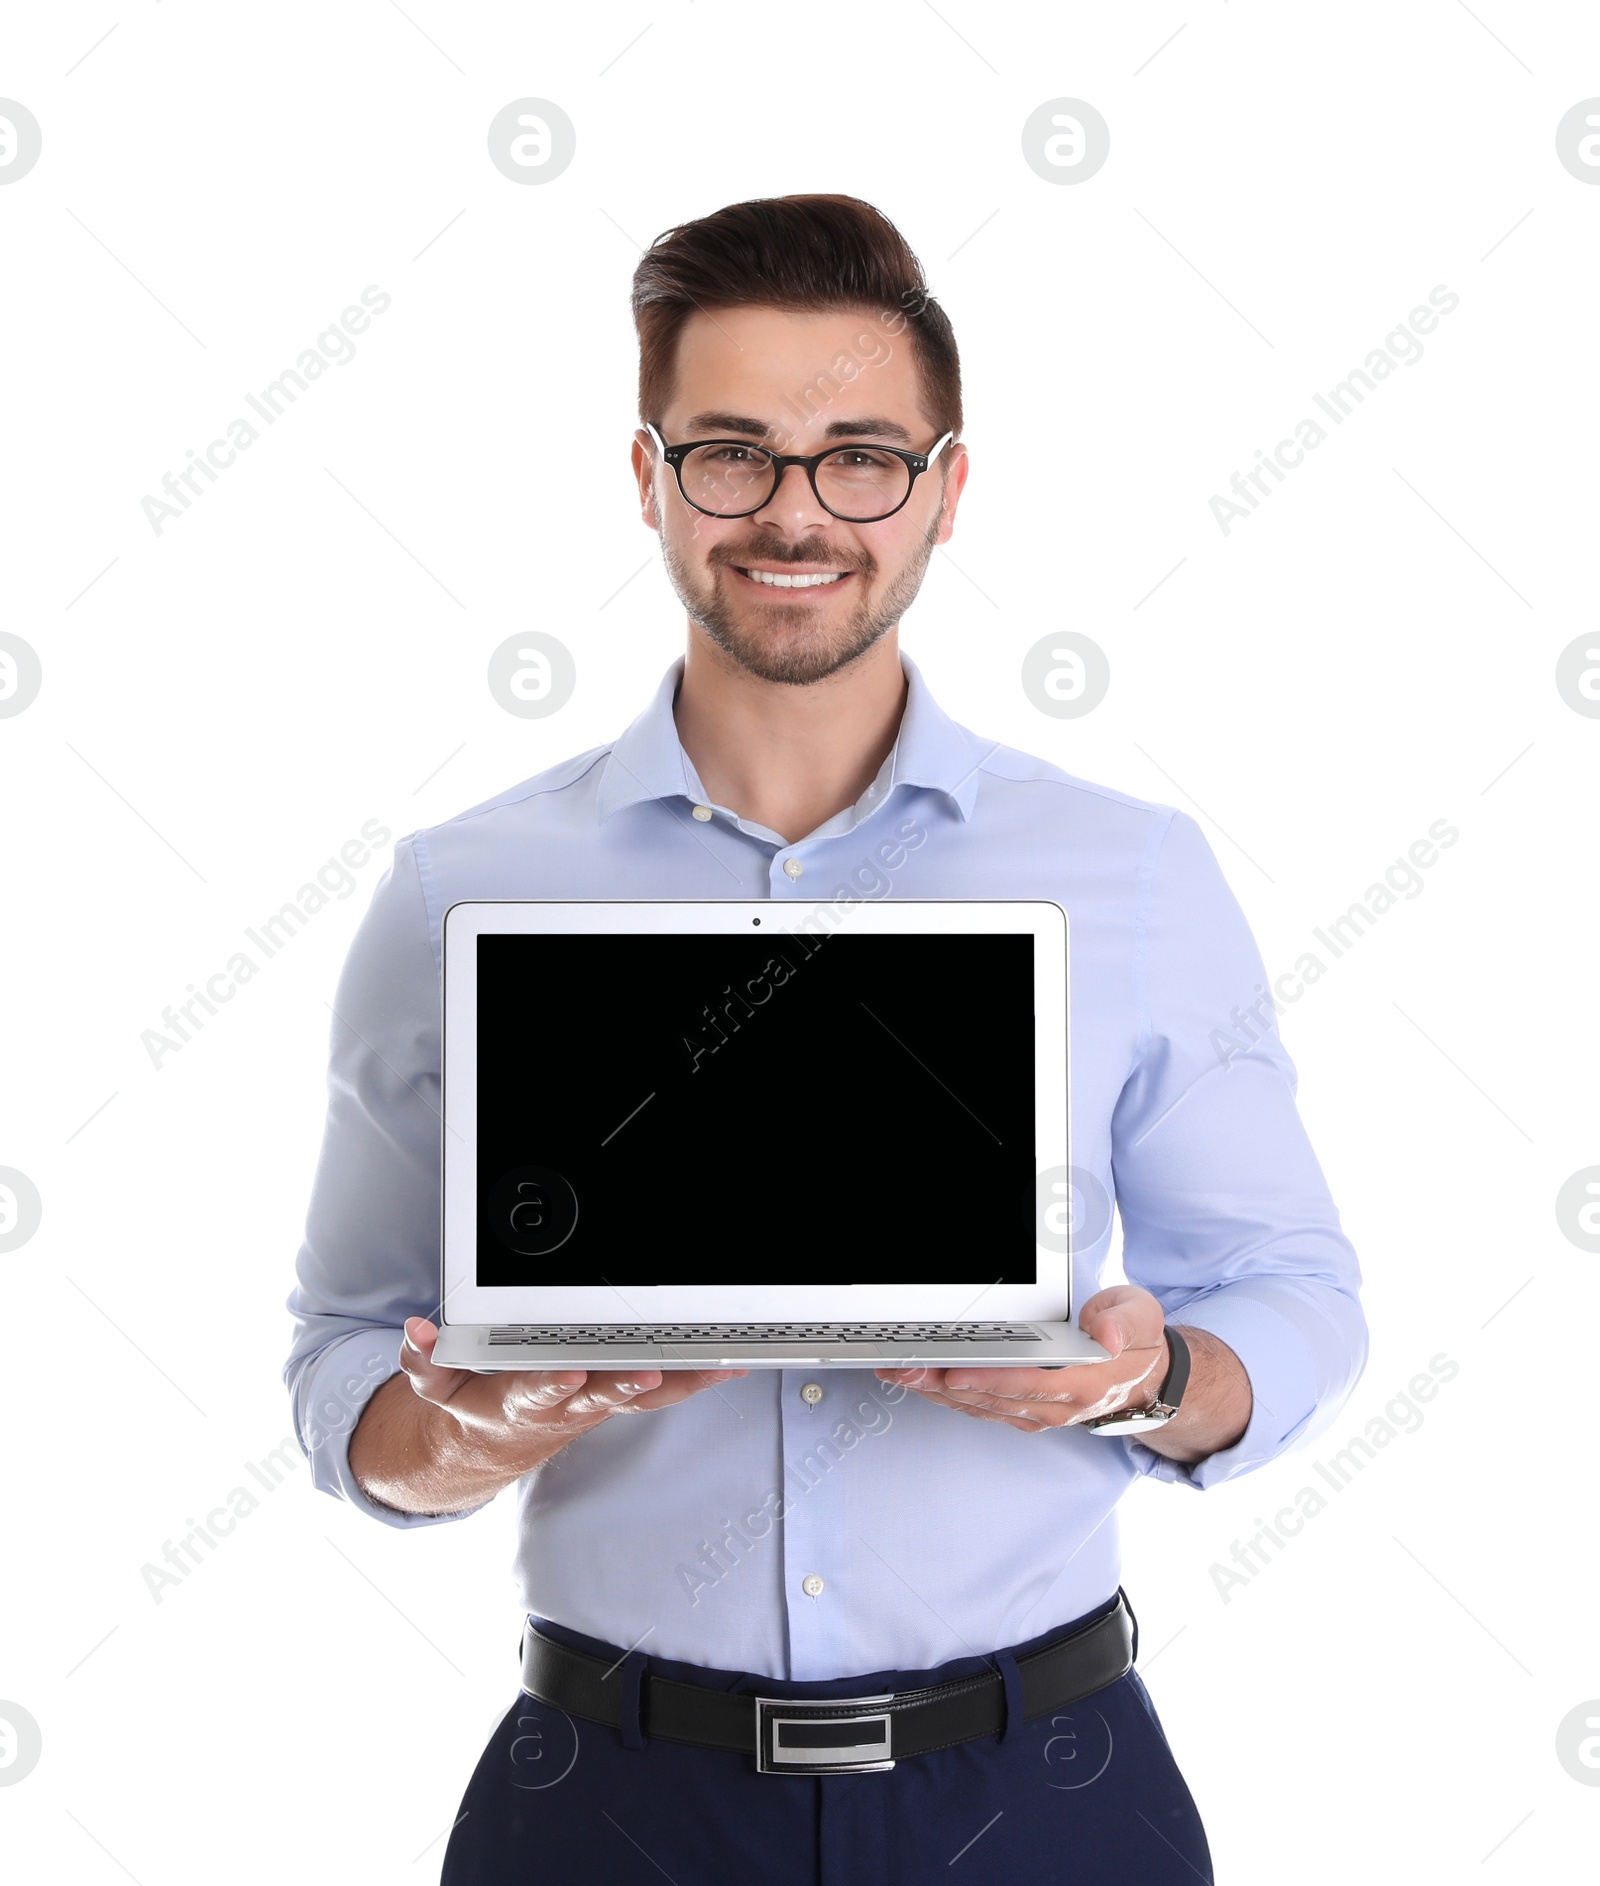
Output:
top-left (474, 929), bottom-right (1037, 1288)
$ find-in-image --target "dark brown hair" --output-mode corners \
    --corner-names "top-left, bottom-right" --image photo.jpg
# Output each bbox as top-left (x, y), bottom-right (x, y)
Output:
top-left (631, 194), bottom-right (962, 443)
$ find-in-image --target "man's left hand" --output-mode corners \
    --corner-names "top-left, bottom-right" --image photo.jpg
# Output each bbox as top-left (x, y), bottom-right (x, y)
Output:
top-left (874, 1285), bottom-right (1253, 1464)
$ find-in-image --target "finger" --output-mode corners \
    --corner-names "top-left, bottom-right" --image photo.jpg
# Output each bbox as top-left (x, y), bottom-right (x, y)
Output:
top-left (627, 1368), bottom-right (748, 1411)
top-left (1093, 1343), bottom-right (1167, 1395)
top-left (398, 1316), bottom-right (482, 1406)
top-left (969, 1350), bottom-right (1164, 1408)
top-left (502, 1369), bottom-right (595, 1418)
top-left (397, 1323), bottom-right (589, 1428)
top-left (400, 1314), bottom-right (439, 1369)
top-left (937, 1385), bottom-right (1078, 1425)
top-left (872, 1370), bottom-right (1063, 1430)
top-left (1061, 1372), bottom-right (1166, 1424)
top-left (1077, 1285), bottom-right (1163, 1359)
top-left (553, 1367), bottom-right (747, 1420)
top-left (941, 1366), bottom-right (1086, 1400)
top-left (551, 1370), bottom-right (666, 1419)
top-left (901, 1386), bottom-right (1055, 1432)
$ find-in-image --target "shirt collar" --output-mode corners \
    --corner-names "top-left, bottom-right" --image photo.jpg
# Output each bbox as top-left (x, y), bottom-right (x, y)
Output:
top-left (594, 652), bottom-right (988, 827)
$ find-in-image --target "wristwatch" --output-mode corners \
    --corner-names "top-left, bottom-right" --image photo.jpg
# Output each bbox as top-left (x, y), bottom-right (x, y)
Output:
top-left (1083, 1326), bottom-right (1191, 1435)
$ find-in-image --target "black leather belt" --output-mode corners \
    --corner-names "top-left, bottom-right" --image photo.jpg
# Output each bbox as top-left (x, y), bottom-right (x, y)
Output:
top-left (520, 1590), bottom-right (1136, 1776)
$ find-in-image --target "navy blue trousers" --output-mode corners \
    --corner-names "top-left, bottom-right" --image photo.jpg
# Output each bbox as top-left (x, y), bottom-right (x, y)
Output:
top-left (441, 1597), bottom-right (1212, 1885)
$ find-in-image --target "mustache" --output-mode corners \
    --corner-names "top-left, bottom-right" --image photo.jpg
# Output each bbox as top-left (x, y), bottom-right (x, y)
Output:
top-left (713, 540), bottom-right (872, 574)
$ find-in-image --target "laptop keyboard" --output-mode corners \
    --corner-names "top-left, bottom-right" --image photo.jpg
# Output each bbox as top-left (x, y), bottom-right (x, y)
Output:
top-left (486, 1322), bottom-right (1043, 1347)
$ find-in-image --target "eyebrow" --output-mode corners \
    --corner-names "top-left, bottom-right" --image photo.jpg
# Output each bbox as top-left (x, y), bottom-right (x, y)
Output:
top-left (680, 411), bottom-right (919, 447)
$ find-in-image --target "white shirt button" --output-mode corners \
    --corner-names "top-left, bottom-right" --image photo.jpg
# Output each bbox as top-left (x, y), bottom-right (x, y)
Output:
top-left (800, 1382), bottom-right (824, 1406)
top-left (691, 805), bottom-right (713, 822)
top-left (801, 1573), bottom-right (825, 1599)
top-left (783, 857), bottom-right (804, 879)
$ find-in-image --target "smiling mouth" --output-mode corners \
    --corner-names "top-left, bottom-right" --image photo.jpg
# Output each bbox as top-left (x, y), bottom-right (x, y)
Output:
top-left (729, 564), bottom-right (854, 591)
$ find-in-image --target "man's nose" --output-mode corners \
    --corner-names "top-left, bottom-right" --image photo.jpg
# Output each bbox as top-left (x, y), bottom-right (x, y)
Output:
top-left (750, 459), bottom-right (834, 533)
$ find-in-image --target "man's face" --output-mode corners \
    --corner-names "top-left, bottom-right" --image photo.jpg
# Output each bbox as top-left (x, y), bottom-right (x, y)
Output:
top-left (633, 305), bottom-right (968, 686)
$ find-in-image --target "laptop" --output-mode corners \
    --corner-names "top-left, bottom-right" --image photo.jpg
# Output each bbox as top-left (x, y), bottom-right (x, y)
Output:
top-left (431, 898), bottom-right (1108, 1372)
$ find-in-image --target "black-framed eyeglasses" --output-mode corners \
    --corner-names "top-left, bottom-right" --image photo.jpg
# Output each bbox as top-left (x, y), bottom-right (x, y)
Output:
top-left (644, 421), bottom-right (954, 523)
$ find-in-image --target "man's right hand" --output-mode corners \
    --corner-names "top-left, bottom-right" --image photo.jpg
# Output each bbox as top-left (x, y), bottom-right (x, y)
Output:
top-left (347, 1316), bottom-right (747, 1517)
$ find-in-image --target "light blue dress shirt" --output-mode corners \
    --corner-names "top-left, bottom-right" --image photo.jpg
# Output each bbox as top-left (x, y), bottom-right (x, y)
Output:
top-left (285, 653), bottom-right (1367, 1681)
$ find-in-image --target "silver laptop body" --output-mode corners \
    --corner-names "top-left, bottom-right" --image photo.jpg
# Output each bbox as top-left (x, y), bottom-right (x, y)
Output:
top-left (433, 899), bottom-right (1106, 1372)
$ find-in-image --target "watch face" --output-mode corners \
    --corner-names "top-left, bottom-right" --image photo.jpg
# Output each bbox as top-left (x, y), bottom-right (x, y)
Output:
top-left (1086, 1406), bottom-right (1173, 1434)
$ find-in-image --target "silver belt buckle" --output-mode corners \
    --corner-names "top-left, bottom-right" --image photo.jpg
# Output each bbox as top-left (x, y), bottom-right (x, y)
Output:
top-left (754, 1693), bottom-right (896, 1775)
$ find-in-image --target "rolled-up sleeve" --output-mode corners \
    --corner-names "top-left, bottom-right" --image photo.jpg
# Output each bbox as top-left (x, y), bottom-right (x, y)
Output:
top-left (283, 833), bottom-right (462, 1527)
top-left (1110, 810), bottom-right (1368, 1489)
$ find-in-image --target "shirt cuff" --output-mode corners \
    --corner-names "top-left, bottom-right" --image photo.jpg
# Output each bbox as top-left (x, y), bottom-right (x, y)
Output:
top-left (292, 1326), bottom-right (476, 1529)
top-left (1125, 1288), bottom-right (1319, 1490)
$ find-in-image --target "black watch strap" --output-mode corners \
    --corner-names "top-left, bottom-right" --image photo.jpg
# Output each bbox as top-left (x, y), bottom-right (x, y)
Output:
top-left (1156, 1325), bottom-right (1191, 1410)
top-left (1082, 1325), bottom-right (1191, 1434)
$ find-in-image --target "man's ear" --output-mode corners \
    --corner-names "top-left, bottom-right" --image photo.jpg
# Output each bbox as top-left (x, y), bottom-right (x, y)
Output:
top-left (631, 429), bottom-right (660, 531)
top-left (933, 444), bottom-right (970, 545)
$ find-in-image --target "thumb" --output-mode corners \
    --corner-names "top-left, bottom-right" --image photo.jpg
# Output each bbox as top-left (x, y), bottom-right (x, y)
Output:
top-left (399, 1316), bottom-right (459, 1401)
top-left (403, 1315), bottom-right (440, 1359)
top-left (1078, 1286), bottom-right (1161, 1359)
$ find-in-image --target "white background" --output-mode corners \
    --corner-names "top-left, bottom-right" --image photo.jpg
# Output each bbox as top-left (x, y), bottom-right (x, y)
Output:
top-left (2, 3), bottom-right (1597, 1879)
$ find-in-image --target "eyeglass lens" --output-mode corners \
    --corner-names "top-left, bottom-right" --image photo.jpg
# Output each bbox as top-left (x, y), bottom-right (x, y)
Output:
top-left (679, 444), bottom-right (912, 520)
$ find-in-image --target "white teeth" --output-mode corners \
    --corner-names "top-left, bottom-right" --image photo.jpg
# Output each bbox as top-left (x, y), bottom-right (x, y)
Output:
top-left (739, 568), bottom-right (846, 588)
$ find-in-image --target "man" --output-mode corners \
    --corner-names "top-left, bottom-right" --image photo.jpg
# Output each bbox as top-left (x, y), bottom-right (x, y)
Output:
top-left (286, 194), bottom-right (1366, 1883)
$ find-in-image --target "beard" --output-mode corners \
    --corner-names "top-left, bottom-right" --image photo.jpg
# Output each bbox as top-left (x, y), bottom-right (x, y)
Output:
top-left (657, 508), bottom-right (943, 687)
